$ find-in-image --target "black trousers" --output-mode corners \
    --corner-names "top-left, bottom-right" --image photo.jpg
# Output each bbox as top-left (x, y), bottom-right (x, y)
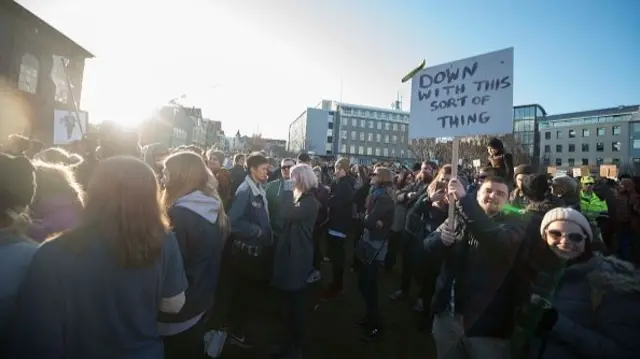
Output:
top-left (385, 230), bottom-right (403, 270)
top-left (357, 261), bottom-right (380, 328)
top-left (326, 233), bottom-right (346, 290)
top-left (278, 289), bottom-right (307, 351)
top-left (400, 231), bottom-right (418, 294)
top-left (162, 316), bottom-right (207, 359)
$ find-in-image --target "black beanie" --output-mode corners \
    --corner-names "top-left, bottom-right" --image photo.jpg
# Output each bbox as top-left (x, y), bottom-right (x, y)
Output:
top-left (0, 154), bottom-right (36, 212)
top-left (488, 137), bottom-right (504, 151)
top-left (412, 162), bottom-right (421, 172)
top-left (522, 174), bottom-right (549, 202)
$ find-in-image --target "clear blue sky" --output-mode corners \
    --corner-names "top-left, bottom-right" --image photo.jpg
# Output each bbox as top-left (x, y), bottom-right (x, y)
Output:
top-left (19, 0), bottom-right (640, 138)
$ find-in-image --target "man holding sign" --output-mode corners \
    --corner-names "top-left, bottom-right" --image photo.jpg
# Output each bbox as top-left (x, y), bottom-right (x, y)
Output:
top-left (423, 176), bottom-right (525, 359)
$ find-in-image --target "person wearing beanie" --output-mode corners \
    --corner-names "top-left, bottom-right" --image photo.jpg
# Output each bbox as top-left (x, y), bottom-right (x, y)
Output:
top-left (526, 207), bottom-right (640, 359)
top-left (486, 137), bottom-right (514, 188)
top-left (0, 154), bottom-right (39, 336)
top-left (509, 164), bottom-right (534, 209)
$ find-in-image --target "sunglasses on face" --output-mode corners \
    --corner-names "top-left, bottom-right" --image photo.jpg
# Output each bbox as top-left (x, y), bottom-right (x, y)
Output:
top-left (546, 229), bottom-right (585, 243)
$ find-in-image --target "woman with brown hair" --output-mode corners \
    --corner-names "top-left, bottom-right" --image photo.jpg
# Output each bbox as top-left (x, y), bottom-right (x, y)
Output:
top-left (158, 151), bottom-right (229, 358)
top-left (6, 156), bottom-right (188, 359)
top-left (27, 161), bottom-right (84, 242)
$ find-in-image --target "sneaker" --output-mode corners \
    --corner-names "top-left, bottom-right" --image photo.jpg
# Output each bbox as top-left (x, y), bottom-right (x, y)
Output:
top-left (228, 333), bottom-right (254, 349)
top-left (389, 290), bottom-right (407, 301)
top-left (306, 269), bottom-right (322, 284)
top-left (360, 327), bottom-right (383, 341)
top-left (412, 298), bottom-right (424, 312)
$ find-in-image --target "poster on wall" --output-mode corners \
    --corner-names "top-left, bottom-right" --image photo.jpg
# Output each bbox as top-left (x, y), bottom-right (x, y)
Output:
top-left (409, 47), bottom-right (514, 139)
top-left (53, 109), bottom-right (88, 144)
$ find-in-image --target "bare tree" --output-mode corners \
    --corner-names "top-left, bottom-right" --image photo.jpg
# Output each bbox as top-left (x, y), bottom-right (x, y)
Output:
top-left (408, 138), bottom-right (451, 163)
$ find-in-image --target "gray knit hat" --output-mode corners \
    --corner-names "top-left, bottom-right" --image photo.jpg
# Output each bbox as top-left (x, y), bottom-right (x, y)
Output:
top-left (540, 207), bottom-right (593, 241)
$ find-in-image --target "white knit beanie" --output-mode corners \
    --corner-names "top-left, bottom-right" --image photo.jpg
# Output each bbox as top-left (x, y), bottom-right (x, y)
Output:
top-left (540, 207), bottom-right (593, 241)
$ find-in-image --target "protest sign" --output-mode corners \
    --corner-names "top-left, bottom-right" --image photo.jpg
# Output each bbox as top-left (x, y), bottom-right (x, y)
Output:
top-left (409, 48), bottom-right (514, 139)
top-left (53, 109), bottom-right (88, 144)
top-left (600, 164), bottom-right (618, 179)
top-left (572, 168), bottom-right (581, 177)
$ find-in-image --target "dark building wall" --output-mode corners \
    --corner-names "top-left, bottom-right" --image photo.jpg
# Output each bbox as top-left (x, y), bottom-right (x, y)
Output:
top-left (0, 2), bottom-right (92, 144)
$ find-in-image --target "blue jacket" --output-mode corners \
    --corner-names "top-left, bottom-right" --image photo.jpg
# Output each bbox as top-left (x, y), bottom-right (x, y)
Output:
top-left (158, 191), bottom-right (226, 325)
top-left (529, 255), bottom-right (640, 359)
top-left (229, 177), bottom-right (272, 247)
top-left (0, 230), bottom-right (37, 335)
top-left (424, 195), bottom-right (526, 338)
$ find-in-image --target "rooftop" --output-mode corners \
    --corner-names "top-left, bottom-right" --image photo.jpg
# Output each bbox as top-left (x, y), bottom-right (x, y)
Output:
top-left (545, 105), bottom-right (639, 122)
top-left (6, 1), bottom-right (94, 58)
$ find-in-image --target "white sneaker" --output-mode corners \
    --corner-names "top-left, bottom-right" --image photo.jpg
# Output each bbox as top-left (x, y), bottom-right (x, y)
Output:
top-left (307, 269), bottom-right (322, 283)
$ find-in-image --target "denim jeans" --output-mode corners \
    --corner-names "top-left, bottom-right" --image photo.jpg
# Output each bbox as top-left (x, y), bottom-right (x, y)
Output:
top-left (357, 261), bottom-right (380, 328)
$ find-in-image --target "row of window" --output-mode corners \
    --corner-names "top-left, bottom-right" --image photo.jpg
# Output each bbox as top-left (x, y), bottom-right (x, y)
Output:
top-left (341, 108), bottom-right (409, 123)
top-left (544, 126), bottom-right (620, 140)
top-left (539, 114), bottom-right (633, 129)
top-left (337, 144), bottom-right (406, 157)
top-left (545, 142), bottom-right (621, 153)
top-left (17, 53), bottom-right (70, 103)
top-left (340, 117), bottom-right (407, 132)
top-left (339, 130), bottom-right (405, 144)
top-left (543, 158), bottom-right (620, 166)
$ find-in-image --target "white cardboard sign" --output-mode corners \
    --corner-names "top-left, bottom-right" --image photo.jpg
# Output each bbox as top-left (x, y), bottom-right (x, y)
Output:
top-left (409, 48), bottom-right (514, 139)
top-left (53, 109), bottom-right (88, 144)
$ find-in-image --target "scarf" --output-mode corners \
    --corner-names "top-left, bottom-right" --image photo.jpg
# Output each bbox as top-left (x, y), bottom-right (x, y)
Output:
top-left (366, 186), bottom-right (388, 215)
top-left (244, 175), bottom-right (269, 220)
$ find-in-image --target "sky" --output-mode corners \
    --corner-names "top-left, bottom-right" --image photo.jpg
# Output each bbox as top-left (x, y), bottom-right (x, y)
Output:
top-left (17, 0), bottom-right (640, 140)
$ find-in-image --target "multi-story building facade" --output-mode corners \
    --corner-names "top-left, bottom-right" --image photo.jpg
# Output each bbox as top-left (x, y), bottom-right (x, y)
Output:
top-left (0, 1), bottom-right (93, 144)
top-left (539, 105), bottom-right (640, 170)
top-left (288, 100), bottom-right (410, 164)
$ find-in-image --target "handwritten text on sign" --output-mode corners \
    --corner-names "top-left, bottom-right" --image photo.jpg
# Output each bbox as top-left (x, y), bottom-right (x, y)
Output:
top-left (409, 48), bottom-right (514, 139)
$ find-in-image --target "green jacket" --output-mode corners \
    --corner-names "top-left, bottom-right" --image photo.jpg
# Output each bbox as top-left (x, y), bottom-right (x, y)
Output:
top-left (580, 191), bottom-right (607, 218)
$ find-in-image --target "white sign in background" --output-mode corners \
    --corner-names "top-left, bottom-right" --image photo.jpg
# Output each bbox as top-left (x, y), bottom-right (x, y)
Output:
top-left (409, 48), bottom-right (514, 139)
top-left (53, 109), bottom-right (88, 144)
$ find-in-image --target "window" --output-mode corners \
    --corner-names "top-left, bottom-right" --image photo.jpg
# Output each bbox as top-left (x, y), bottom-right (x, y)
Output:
top-left (596, 127), bottom-right (605, 136)
top-left (544, 145), bottom-right (550, 153)
top-left (367, 147), bottom-right (372, 155)
top-left (543, 158), bottom-right (550, 166)
top-left (596, 142), bottom-right (604, 152)
top-left (568, 158), bottom-right (575, 166)
top-left (325, 143), bottom-right (332, 153)
top-left (51, 55), bottom-right (70, 103)
top-left (556, 144), bottom-right (562, 153)
top-left (556, 131), bottom-right (562, 139)
top-left (596, 157), bottom-right (604, 165)
top-left (368, 121), bottom-right (374, 129)
top-left (392, 135), bottom-right (397, 144)
top-left (360, 119), bottom-right (366, 128)
top-left (351, 131), bottom-right (356, 140)
top-left (375, 148), bottom-right (380, 156)
top-left (582, 158), bottom-right (589, 165)
top-left (581, 143), bottom-right (589, 152)
top-left (328, 122), bottom-right (333, 129)
top-left (358, 146), bottom-right (364, 155)
top-left (328, 114), bottom-right (334, 123)
top-left (391, 149), bottom-right (396, 157)
top-left (384, 135), bottom-right (389, 143)
top-left (613, 126), bottom-right (621, 135)
top-left (582, 129), bottom-right (590, 137)
top-left (18, 53), bottom-right (39, 94)
top-left (376, 133), bottom-right (381, 142)
top-left (377, 122), bottom-right (382, 130)
top-left (568, 129), bottom-right (576, 138)
top-left (359, 132), bottom-right (365, 141)
top-left (634, 139), bottom-right (640, 149)
top-left (393, 123), bottom-right (398, 131)
top-left (612, 158), bottom-right (621, 165)
top-left (544, 132), bottom-right (551, 140)
top-left (340, 144), bottom-right (346, 153)
top-left (400, 135), bottom-right (405, 144)
top-left (367, 133), bottom-right (373, 141)
top-left (350, 145), bottom-right (355, 154)
top-left (634, 123), bottom-right (640, 133)
top-left (383, 148), bottom-right (388, 157)
top-left (612, 142), bottom-right (621, 152)
top-left (401, 124), bottom-right (406, 132)
top-left (327, 129), bottom-right (333, 137)
top-left (568, 144), bottom-right (575, 152)
top-left (385, 123), bottom-right (390, 130)
top-left (555, 158), bottom-right (562, 166)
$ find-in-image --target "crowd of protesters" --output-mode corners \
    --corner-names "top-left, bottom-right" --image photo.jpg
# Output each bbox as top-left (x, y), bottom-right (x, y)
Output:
top-left (1, 126), bottom-right (640, 359)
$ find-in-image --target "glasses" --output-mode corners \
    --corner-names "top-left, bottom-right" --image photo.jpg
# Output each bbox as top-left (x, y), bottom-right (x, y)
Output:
top-left (281, 165), bottom-right (292, 170)
top-left (546, 229), bottom-right (585, 243)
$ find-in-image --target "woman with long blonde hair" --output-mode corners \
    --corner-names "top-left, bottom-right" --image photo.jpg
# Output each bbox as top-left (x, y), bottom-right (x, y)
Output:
top-left (7, 156), bottom-right (188, 359)
top-left (159, 151), bottom-right (229, 358)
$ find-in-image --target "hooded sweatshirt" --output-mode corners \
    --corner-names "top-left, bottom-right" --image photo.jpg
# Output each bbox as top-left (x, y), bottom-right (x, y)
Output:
top-left (158, 191), bottom-right (226, 335)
